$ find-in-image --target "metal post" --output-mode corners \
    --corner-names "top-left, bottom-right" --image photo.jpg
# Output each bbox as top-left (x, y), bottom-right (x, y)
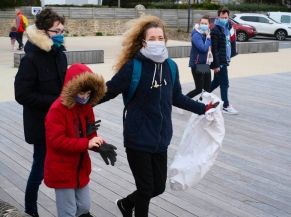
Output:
top-left (118, 0), bottom-right (120, 8)
top-left (187, 0), bottom-right (191, 33)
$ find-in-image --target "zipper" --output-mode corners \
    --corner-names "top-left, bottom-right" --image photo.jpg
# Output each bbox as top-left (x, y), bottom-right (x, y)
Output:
top-left (157, 63), bottom-right (163, 152)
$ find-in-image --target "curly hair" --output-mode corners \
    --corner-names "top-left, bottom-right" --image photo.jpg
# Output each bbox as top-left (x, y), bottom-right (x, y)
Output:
top-left (113, 15), bottom-right (167, 73)
top-left (35, 8), bottom-right (65, 31)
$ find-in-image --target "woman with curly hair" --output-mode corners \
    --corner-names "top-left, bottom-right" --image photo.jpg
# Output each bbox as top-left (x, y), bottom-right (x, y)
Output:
top-left (100, 15), bottom-right (218, 217)
top-left (14, 8), bottom-right (67, 217)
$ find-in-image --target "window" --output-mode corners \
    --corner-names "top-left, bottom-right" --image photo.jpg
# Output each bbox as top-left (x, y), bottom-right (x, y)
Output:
top-left (241, 16), bottom-right (257, 22)
top-left (258, 17), bottom-right (270, 23)
top-left (281, 15), bottom-right (291, 24)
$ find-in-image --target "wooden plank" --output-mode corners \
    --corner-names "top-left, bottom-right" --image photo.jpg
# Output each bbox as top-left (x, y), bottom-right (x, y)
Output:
top-left (1, 72), bottom-right (291, 216)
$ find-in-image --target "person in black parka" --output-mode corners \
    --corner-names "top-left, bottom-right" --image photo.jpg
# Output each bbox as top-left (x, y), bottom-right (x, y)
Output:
top-left (14, 8), bottom-right (67, 217)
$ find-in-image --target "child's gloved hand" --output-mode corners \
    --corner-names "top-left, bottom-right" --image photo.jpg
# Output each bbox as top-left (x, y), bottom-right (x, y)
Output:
top-left (86, 120), bottom-right (101, 136)
top-left (205, 101), bottom-right (220, 112)
top-left (91, 143), bottom-right (117, 166)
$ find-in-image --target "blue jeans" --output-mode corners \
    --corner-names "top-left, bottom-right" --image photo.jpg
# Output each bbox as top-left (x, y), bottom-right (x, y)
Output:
top-left (210, 65), bottom-right (229, 107)
top-left (55, 185), bottom-right (91, 217)
top-left (25, 144), bottom-right (46, 216)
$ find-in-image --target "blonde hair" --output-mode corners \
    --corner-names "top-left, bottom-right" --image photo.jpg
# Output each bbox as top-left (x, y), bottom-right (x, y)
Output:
top-left (114, 15), bottom-right (167, 73)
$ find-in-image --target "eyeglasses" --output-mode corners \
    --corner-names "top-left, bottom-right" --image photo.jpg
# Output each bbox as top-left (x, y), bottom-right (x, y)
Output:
top-left (47, 29), bottom-right (65, 34)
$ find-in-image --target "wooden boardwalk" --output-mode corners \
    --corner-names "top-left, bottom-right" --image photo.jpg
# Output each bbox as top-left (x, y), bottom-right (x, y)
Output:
top-left (0, 72), bottom-right (291, 217)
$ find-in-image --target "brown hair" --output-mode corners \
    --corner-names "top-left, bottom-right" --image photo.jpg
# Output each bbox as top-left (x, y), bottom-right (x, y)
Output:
top-left (200, 15), bottom-right (210, 22)
top-left (35, 8), bottom-right (65, 31)
top-left (217, 7), bottom-right (230, 16)
top-left (11, 26), bottom-right (17, 32)
top-left (113, 15), bottom-right (167, 73)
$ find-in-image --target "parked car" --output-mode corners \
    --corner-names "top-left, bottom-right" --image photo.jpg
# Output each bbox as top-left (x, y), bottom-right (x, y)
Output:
top-left (233, 13), bottom-right (291, 40)
top-left (267, 12), bottom-right (291, 27)
top-left (209, 17), bottom-right (257, 42)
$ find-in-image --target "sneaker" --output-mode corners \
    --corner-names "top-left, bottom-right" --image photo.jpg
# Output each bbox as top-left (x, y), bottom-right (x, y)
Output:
top-left (116, 199), bottom-right (133, 217)
top-left (223, 105), bottom-right (238, 115)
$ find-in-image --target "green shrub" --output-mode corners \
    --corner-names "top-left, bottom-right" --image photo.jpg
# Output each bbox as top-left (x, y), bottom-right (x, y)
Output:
top-left (0, 0), bottom-right (40, 8)
top-left (96, 32), bottom-right (103, 36)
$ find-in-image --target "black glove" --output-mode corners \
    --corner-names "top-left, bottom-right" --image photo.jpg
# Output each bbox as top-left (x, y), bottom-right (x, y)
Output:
top-left (86, 120), bottom-right (101, 136)
top-left (91, 143), bottom-right (117, 166)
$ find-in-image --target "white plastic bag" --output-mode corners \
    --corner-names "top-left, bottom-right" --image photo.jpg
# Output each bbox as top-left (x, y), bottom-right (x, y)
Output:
top-left (169, 92), bottom-right (225, 191)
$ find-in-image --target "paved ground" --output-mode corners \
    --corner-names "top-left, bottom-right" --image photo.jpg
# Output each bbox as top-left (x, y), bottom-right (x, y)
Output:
top-left (1, 35), bottom-right (291, 102)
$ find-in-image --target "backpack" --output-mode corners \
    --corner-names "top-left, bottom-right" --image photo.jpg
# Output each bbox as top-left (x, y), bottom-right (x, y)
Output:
top-left (122, 58), bottom-right (177, 105)
top-left (22, 15), bottom-right (28, 29)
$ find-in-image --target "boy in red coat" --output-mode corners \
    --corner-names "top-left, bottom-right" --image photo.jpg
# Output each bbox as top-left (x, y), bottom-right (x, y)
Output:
top-left (44, 63), bottom-right (116, 217)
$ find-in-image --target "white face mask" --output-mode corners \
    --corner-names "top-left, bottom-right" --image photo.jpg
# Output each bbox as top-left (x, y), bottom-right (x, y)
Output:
top-left (140, 41), bottom-right (168, 63)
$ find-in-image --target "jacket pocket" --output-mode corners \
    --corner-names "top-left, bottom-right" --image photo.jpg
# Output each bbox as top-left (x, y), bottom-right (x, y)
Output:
top-left (124, 107), bottom-right (145, 137)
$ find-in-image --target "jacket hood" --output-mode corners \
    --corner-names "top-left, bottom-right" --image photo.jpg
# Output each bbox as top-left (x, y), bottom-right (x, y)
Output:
top-left (26, 25), bottom-right (53, 52)
top-left (61, 64), bottom-right (106, 108)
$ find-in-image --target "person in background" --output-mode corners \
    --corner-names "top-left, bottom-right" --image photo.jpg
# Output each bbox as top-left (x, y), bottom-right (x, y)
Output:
top-left (210, 7), bottom-right (238, 114)
top-left (15, 9), bottom-right (25, 50)
top-left (186, 15), bottom-right (212, 98)
top-left (9, 26), bottom-right (18, 51)
top-left (14, 8), bottom-right (67, 217)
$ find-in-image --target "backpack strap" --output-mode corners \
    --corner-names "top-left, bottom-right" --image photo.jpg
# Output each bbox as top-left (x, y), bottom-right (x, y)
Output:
top-left (122, 58), bottom-right (142, 105)
top-left (122, 58), bottom-right (177, 106)
top-left (166, 58), bottom-right (177, 86)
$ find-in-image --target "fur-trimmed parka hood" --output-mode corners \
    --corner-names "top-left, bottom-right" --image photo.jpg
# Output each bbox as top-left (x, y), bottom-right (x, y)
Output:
top-left (61, 64), bottom-right (106, 108)
top-left (25, 24), bottom-right (53, 52)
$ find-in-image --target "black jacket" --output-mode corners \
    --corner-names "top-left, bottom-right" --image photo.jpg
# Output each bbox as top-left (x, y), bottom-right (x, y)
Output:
top-left (210, 22), bottom-right (237, 69)
top-left (14, 25), bottom-right (67, 145)
top-left (101, 53), bottom-right (206, 153)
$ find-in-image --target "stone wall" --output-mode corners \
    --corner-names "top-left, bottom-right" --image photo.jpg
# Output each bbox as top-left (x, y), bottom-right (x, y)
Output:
top-left (0, 19), bottom-right (23, 36)
top-left (0, 7), bottom-right (220, 38)
top-left (0, 17), bottom-right (191, 41)
top-left (65, 19), bottom-right (129, 36)
top-left (0, 18), bottom-right (129, 37)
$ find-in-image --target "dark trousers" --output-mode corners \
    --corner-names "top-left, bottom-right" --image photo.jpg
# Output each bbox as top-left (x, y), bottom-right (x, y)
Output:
top-left (16, 32), bottom-right (23, 49)
top-left (210, 65), bottom-right (229, 107)
top-left (122, 148), bottom-right (167, 217)
top-left (25, 144), bottom-right (46, 216)
top-left (186, 67), bottom-right (211, 98)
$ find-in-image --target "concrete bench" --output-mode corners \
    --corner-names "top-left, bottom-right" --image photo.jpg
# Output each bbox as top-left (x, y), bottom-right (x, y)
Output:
top-left (167, 41), bottom-right (279, 58)
top-left (14, 49), bottom-right (104, 68)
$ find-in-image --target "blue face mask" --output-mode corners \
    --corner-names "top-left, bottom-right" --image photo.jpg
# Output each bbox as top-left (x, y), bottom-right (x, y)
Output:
top-left (51, 34), bottom-right (64, 47)
top-left (75, 95), bottom-right (90, 105)
top-left (199, 24), bottom-right (209, 33)
top-left (217, 18), bottom-right (228, 26)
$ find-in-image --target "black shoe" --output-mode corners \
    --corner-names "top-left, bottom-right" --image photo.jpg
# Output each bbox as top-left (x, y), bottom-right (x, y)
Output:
top-left (79, 212), bottom-right (94, 217)
top-left (116, 199), bottom-right (133, 217)
top-left (25, 211), bottom-right (39, 217)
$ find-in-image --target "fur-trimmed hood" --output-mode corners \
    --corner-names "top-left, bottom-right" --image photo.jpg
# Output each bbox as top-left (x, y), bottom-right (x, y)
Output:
top-left (25, 24), bottom-right (53, 52)
top-left (61, 64), bottom-right (106, 109)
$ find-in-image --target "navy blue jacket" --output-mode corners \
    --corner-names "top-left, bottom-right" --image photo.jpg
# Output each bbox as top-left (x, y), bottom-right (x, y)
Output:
top-left (210, 22), bottom-right (237, 69)
top-left (189, 29), bottom-right (211, 68)
top-left (101, 53), bottom-right (206, 153)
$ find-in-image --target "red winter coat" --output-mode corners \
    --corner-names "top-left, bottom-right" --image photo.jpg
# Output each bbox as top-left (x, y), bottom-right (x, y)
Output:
top-left (44, 64), bottom-right (106, 189)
